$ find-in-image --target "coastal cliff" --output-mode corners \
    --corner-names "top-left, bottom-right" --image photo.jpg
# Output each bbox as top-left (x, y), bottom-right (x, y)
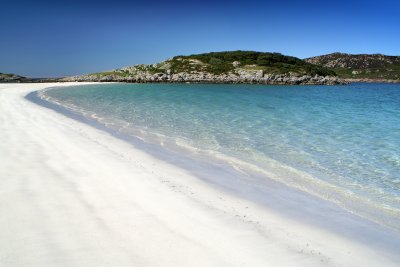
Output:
top-left (61, 51), bottom-right (345, 85)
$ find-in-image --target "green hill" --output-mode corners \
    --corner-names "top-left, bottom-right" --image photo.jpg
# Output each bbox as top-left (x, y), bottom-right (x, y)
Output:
top-left (169, 51), bottom-right (336, 76)
top-left (64, 50), bottom-right (341, 85)
top-left (305, 53), bottom-right (400, 81)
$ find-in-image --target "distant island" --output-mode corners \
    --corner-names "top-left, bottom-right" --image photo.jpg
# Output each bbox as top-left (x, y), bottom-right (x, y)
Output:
top-left (3, 51), bottom-right (400, 84)
top-left (0, 73), bottom-right (57, 83)
top-left (0, 73), bottom-right (31, 83)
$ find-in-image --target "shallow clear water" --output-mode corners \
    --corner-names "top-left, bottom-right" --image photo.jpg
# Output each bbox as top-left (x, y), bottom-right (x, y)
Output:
top-left (42, 83), bottom-right (400, 230)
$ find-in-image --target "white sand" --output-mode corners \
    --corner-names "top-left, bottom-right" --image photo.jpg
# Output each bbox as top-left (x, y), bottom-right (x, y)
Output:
top-left (0, 83), bottom-right (399, 267)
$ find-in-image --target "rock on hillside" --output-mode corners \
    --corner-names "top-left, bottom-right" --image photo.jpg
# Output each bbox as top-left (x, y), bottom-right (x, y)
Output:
top-left (305, 53), bottom-right (400, 81)
top-left (61, 51), bottom-right (346, 85)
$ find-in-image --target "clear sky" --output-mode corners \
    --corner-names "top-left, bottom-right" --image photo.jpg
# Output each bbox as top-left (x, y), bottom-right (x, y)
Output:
top-left (1, 0), bottom-right (399, 77)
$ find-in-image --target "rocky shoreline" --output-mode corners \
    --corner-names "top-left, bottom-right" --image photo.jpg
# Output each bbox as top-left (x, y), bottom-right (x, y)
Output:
top-left (344, 78), bottom-right (400, 83)
top-left (59, 54), bottom-right (348, 85)
top-left (60, 76), bottom-right (345, 85)
top-left (60, 69), bottom-right (345, 85)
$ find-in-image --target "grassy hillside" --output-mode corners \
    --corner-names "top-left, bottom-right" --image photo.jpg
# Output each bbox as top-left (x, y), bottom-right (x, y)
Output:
top-left (169, 51), bottom-right (336, 76)
top-left (88, 50), bottom-right (337, 79)
top-left (305, 53), bottom-right (400, 80)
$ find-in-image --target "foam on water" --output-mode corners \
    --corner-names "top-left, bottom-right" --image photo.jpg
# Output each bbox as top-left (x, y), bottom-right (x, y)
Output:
top-left (40, 83), bottom-right (400, 231)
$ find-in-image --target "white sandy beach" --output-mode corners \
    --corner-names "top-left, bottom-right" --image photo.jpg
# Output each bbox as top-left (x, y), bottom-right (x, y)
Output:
top-left (0, 83), bottom-right (399, 267)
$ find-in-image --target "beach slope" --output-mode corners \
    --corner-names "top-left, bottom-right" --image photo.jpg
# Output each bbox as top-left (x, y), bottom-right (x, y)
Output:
top-left (0, 83), bottom-right (398, 267)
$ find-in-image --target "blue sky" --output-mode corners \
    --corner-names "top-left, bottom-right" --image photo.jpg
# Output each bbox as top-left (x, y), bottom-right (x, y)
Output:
top-left (1, 0), bottom-right (399, 77)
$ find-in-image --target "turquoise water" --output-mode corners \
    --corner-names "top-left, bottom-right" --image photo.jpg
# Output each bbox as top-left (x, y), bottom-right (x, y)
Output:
top-left (41, 83), bottom-right (400, 230)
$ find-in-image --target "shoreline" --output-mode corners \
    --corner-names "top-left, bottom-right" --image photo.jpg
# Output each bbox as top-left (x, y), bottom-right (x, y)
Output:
top-left (345, 78), bottom-right (400, 83)
top-left (3, 78), bottom-right (400, 85)
top-left (1, 82), bottom-right (400, 266)
top-left (34, 83), bottom-right (400, 232)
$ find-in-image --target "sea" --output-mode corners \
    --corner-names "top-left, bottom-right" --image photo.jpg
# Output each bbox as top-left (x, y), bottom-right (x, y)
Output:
top-left (38, 83), bottom-right (400, 231)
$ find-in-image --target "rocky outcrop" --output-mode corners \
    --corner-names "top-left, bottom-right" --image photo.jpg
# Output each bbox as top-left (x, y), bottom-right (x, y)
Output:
top-left (305, 53), bottom-right (400, 81)
top-left (305, 53), bottom-right (400, 69)
top-left (60, 72), bottom-right (343, 85)
top-left (344, 78), bottom-right (400, 83)
top-left (60, 55), bottom-right (346, 85)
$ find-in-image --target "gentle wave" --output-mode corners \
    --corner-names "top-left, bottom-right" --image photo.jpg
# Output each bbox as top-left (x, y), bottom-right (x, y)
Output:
top-left (38, 83), bottom-right (400, 231)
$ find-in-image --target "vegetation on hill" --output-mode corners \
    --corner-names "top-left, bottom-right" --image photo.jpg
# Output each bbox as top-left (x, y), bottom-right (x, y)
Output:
top-left (5, 51), bottom-right (400, 84)
top-left (69, 50), bottom-right (343, 84)
top-left (305, 53), bottom-right (400, 80)
top-left (170, 51), bottom-right (336, 76)
top-left (76, 50), bottom-right (339, 85)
